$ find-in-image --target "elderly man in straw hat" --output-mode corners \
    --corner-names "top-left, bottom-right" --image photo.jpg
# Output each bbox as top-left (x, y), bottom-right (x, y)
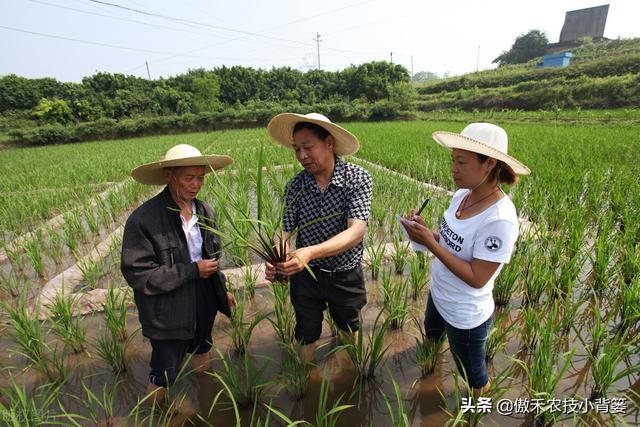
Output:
top-left (121, 144), bottom-right (236, 405)
top-left (265, 113), bottom-right (373, 362)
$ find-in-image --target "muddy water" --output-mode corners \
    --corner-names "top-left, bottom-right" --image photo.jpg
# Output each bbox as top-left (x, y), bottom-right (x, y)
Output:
top-left (0, 269), bottom-right (638, 426)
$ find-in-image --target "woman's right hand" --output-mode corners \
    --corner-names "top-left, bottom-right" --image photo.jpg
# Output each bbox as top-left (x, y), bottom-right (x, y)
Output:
top-left (405, 208), bottom-right (427, 227)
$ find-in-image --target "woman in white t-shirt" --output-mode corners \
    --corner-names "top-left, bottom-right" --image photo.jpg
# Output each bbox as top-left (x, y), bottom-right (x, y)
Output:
top-left (401, 122), bottom-right (530, 396)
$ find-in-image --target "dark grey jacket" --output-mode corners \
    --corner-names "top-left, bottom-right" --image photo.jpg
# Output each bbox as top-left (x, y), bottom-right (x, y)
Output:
top-left (121, 186), bottom-right (230, 340)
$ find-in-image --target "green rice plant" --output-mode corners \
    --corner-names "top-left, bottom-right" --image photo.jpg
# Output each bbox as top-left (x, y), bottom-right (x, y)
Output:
top-left (44, 225), bottom-right (64, 265)
top-left (408, 255), bottom-right (428, 301)
top-left (4, 300), bottom-right (69, 383)
top-left (24, 235), bottom-right (45, 278)
top-left (201, 144), bottom-right (335, 284)
top-left (520, 304), bottom-right (540, 352)
top-left (583, 329), bottom-right (640, 401)
top-left (522, 256), bottom-right (550, 308)
top-left (102, 285), bottom-right (130, 343)
top-left (95, 196), bottom-right (113, 229)
top-left (278, 340), bottom-right (313, 400)
top-left (64, 210), bottom-right (87, 244)
top-left (391, 233), bottom-right (410, 274)
top-left (381, 371), bottom-right (410, 427)
top-left (210, 348), bottom-right (272, 408)
top-left (107, 187), bottom-right (127, 217)
top-left (365, 235), bottom-right (386, 281)
top-left (345, 311), bottom-right (391, 382)
top-left (615, 275), bottom-right (640, 335)
top-left (325, 311), bottom-right (339, 338)
top-left (46, 288), bottom-right (87, 354)
top-left (590, 213), bottom-right (619, 296)
top-left (3, 244), bottom-right (24, 272)
top-left (0, 378), bottom-right (67, 426)
top-left (413, 317), bottom-right (445, 377)
top-left (83, 204), bottom-right (101, 236)
top-left (492, 246), bottom-right (522, 307)
top-left (515, 304), bottom-right (575, 427)
top-left (241, 264), bottom-right (258, 298)
top-left (269, 282), bottom-right (295, 345)
top-left (66, 381), bottom-right (120, 426)
top-left (229, 292), bottom-right (268, 354)
top-left (0, 270), bottom-right (25, 298)
top-left (381, 270), bottom-right (410, 330)
top-left (77, 255), bottom-right (104, 289)
top-left (267, 372), bottom-right (353, 426)
top-left (93, 330), bottom-right (128, 374)
top-left (485, 308), bottom-right (515, 364)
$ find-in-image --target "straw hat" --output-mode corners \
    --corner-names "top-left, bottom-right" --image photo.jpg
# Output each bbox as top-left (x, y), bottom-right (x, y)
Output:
top-left (432, 123), bottom-right (531, 175)
top-left (267, 112), bottom-right (360, 156)
top-left (131, 144), bottom-right (234, 185)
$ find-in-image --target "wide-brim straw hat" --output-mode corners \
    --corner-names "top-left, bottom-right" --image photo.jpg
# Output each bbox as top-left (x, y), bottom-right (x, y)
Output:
top-left (432, 123), bottom-right (531, 175)
top-left (131, 144), bottom-right (234, 185)
top-left (267, 112), bottom-right (360, 156)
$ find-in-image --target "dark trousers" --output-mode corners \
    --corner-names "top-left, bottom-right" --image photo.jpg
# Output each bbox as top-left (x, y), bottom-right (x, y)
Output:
top-left (149, 278), bottom-right (217, 387)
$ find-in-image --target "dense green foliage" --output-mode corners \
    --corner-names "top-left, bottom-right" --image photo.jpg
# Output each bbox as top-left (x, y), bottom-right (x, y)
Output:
top-left (493, 30), bottom-right (549, 66)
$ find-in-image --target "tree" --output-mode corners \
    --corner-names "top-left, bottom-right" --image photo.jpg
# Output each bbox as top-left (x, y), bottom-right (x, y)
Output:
top-left (412, 71), bottom-right (440, 82)
top-left (493, 30), bottom-right (549, 66)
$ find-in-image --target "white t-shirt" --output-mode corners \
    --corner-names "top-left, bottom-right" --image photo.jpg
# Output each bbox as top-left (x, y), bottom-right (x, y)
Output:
top-left (430, 189), bottom-right (519, 329)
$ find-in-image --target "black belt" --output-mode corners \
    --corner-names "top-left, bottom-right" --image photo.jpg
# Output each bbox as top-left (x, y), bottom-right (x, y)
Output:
top-left (310, 265), bottom-right (358, 278)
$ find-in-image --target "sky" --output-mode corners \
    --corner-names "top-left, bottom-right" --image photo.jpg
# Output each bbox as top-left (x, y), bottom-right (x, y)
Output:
top-left (1, 0), bottom-right (639, 83)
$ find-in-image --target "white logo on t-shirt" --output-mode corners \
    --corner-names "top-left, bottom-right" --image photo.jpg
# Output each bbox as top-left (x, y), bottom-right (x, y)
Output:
top-left (484, 236), bottom-right (502, 251)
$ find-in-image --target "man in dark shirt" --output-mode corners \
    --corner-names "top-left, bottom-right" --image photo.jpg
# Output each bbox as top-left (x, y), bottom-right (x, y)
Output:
top-left (121, 144), bottom-right (236, 405)
top-left (265, 113), bottom-right (373, 362)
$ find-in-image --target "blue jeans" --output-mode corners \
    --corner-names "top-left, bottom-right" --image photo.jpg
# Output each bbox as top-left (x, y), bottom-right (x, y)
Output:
top-left (424, 292), bottom-right (492, 389)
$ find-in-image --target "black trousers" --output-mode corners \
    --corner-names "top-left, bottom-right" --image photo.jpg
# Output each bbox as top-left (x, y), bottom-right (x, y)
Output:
top-left (149, 277), bottom-right (217, 387)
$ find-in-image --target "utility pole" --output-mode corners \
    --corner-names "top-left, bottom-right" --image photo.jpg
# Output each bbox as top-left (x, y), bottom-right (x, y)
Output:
top-left (476, 45), bottom-right (480, 72)
top-left (410, 55), bottom-right (414, 81)
top-left (315, 33), bottom-right (322, 70)
top-left (390, 51), bottom-right (393, 64)
top-left (145, 61), bottom-right (151, 79)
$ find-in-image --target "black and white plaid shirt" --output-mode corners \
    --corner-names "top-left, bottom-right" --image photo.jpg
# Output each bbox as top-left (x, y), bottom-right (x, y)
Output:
top-left (283, 157), bottom-right (372, 271)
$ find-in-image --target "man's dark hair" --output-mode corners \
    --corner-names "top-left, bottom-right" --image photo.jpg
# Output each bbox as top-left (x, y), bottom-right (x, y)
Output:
top-left (293, 121), bottom-right (331, 140)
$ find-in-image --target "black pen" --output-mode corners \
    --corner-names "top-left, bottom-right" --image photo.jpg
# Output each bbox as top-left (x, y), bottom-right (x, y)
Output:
top-left (415, 197), bottom-right (430, 216)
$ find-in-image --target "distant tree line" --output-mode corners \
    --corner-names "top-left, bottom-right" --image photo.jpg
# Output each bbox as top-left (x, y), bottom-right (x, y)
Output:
top-left (0, 61), bottom-right (412, 126)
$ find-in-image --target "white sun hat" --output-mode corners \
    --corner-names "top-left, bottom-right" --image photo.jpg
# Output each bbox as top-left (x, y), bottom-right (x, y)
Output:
top-left (267, 112), bottom-right (360, 156)
top-left (432, 123), bottom-right (531, 175)
top-left (131, 144), bottom-right (234, 185)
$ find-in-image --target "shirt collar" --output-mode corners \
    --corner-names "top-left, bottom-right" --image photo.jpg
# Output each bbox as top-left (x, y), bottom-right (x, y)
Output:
top-left (302, 156), bottom-right (346, 190)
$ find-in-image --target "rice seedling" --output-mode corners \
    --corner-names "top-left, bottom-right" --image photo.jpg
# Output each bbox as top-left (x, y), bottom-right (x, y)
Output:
top-left (325, 310), bottom-right (339, 338)
top-left (0, 378), bottom-right (67, 426)
top-left (102, 285), bottom-right (130, 343)
top-left (3, 244), bottom-right (24, 272)
top-left (391, 233), bottom-right (410, 274)
top-left (269, 281), bottom-right (295, 345)
top-left (83, 204), bottom-right (101, 236)
top-left (67, 381), bottom-right (120, 426)
top-left (46, 288), bottom-right (87, 354)
top-left (485, 308), bottom-right (515, 364)
top-left (615, 275), bottom-right (640, 335)
top-left (584, 329), bottom-right (640, 401)
top-left (64, 210), bottom-right (87, 244)
top-left (241, 264), bottom-right (258, 298)
top-left (381, 270), bottom-right (410, 330)
top-left (278, 341), bottom-right (314, 400)
top-left (345, 311), bottom-right (391, 382)
top-left (365, 235), bottom-right (386, 281)
top-left (520, 304), bottom-right (541, 352)
top-left (77, 255), bottom-right (103, 289)
top-left (95, 196), bottom-right (113, 229)
top-left (413, 318), bottom-right (445, 378)
top-left (381, 371), bottom-right (410, 427)
top-left (492, 247), bottom-right (521, 307)
top-left (267, 372), bottom-right (353, 426)
top-left (407, 255), bottom-right (428, 301)
top-left (515, 304), bottom-right (575, 427)
top-left (229, 292), bottom-right (268, 354)
top-left (209, 348), bottom-right (272, 408)
top-left (201, 144), bottom-right (335, 285)
top-left (590, 212), bottom-right (619, 297)
top-left (93, 330), bottom-right (128, 374)
top-left (24, 234), bottom-right (45, 278)
top-left (43, 225), bottom-right (64, 265)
